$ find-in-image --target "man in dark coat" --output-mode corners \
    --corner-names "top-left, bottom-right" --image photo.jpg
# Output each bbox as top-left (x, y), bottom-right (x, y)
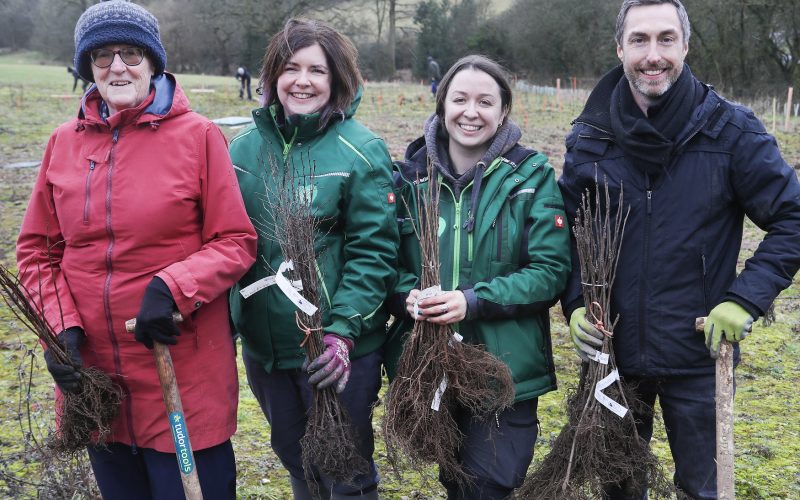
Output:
top-left (559, 1), bottom-right (800, 498)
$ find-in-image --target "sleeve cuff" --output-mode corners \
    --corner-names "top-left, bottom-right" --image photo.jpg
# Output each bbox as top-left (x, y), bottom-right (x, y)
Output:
top-left (562, 298), bottom-right (584, 323)
top-left (723, 294), bottom-right (762, 319)
top-left (461, 287), bottom-right (479, 320)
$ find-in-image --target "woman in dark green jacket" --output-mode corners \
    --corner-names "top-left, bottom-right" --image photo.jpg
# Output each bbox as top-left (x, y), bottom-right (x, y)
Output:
top-left (228, 19), bottom-right (397, 500)
top-left (388, 55), bottom-right (571, 499)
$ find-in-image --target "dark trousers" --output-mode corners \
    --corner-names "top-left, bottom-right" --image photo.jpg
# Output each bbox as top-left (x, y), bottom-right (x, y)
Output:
top-left (87, 440), bottom-right (236, 499)
top-left (441, 398), bottom-right (539, 500)
top-left (243, 350), bottom-right (382, 495)
top-left (239, 77), bottom-right (252, 100)
top-left (604, 374), bottom-right (719, 500)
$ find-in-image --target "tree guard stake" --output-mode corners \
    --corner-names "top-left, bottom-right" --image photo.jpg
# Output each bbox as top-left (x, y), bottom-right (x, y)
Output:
top-left (695, 316), bottom-right (735, 499)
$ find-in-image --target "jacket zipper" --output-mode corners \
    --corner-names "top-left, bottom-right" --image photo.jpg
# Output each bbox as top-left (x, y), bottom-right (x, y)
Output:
top-left (639, 174), bottom-right (652, 368)
top-left (575, 120), bottom-right (612, 136)
top-left (102, 127), bottom-right (138, 451)
top-left (83, 160), bottom-right (96, 224)
top-left (467, 209), bottom-right (474, 262)
top-left (450, 185), bottom-right (462, 290)
top-left (282, 128), bottom-right (298, 160)
top-left (701, 251), bottom-right (709, 313)
top-left (496, 211), bottom-right (503, 261)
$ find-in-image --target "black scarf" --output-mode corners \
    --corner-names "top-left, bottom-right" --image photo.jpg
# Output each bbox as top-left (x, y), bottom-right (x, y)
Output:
top-left (610, 64), bottom-right (705, 178)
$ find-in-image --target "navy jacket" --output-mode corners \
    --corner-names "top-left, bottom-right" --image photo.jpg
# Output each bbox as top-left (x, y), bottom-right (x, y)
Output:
top-left (560, 66), bottom-right (800, 377)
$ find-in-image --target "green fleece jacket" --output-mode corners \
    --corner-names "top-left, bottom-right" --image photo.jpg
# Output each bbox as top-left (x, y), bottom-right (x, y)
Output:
top-left (229, 92), bottom-right (398, 372)
top-left (388, 135), bottom-right (570, 401)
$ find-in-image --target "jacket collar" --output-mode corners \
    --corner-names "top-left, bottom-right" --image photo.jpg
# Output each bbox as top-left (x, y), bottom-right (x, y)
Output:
top-left (78, 72), bottom-right (186, 128)
top-left (256, 86), bottom-right (363, 142)
top-left (575, 64), bottom-right (726, 145)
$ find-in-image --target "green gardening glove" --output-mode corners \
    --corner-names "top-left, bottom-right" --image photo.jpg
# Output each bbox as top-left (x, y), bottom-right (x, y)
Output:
top-left (704, 301), bottom-right (753, 359)
top-left (569, 307), bottom-right (604, 362)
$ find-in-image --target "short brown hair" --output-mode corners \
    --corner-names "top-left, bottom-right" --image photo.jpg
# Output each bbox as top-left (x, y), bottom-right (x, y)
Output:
top-left (259, 18), bottom-right (362, 129)
top-left (615, 0), bottom-right (691, 46)
top-left (435, 55), bottom-right (513, 119)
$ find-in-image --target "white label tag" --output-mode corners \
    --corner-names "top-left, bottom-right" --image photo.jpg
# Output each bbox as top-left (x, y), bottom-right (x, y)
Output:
top-left (594, 369), bottom-right (628, 418)
top-left (414, 285), bottom-right (443, 319)
top-left (239, 275), bottom-right (303, 298)
top-left (431, 374), bottom-right (448, 411)
top-left (448, 331), bottom-right (463, 348)
top-left (591, 350), bottom-right (610, 365)
top-left (276, 260), bottom-right (318, 316)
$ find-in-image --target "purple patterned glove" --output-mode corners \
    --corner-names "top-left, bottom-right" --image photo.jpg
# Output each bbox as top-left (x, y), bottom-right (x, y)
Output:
top-left (305, 334), bottom-right (354, 393)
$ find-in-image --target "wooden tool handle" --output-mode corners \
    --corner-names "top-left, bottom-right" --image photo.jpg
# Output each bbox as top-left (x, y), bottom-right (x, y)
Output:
top-left (695, 316), bottom-right (705, 332)
top-left (125, 312), bottom-right (203, 500)
top-left (124, 311), bottom-right (184, 333)
top-left (153, 342), bottom-right (203, 499)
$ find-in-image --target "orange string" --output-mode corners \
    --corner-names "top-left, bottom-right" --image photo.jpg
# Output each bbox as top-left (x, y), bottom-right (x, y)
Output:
top-left (295, 311), bottom-right (321, 347)
top-left (589, 301), bottom-right (613, 337)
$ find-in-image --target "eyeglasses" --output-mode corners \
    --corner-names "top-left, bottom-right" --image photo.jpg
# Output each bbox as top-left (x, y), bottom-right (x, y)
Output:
top-left (90, 47), bottom-right (145, 68)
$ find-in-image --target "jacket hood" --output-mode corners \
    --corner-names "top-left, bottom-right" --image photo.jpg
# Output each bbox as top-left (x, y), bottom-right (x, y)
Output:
top-left (78, 72), bottom-right (190, 128)
top-left (574, 65), bottom-right (733, 165)
top-left (400, 114), bottom-right (524, 232)
top-left (421, 113), bottom-right (521, 184)
top-left (574, 65), bottom-right (624, 132)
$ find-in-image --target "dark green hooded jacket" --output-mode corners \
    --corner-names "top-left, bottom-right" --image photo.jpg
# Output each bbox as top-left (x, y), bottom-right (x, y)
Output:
top-left (229, 91), bottom-right (398, 372)
top-left (387, 116), bottom-right (571, 401)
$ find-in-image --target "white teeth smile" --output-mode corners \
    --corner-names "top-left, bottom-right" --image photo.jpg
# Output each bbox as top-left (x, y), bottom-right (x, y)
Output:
top-left (291, 93), bottom-right (313, 99)
top-left (643, 70), bottom-right (664, 76)
top-left (110, 82), bottom-right (130, 86)
top-left (459, 124), bottom-right (481, 131)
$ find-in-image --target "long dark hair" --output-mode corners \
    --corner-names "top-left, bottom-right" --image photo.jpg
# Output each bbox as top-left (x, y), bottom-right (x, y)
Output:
top-left (260, 18), bottom-right (362, 129)
top-left (434, 55), bottom-right (513, 119)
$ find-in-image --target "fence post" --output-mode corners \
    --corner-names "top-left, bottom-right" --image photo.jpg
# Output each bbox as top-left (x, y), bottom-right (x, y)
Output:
top-left (784, 87), bottom-right (793, 131)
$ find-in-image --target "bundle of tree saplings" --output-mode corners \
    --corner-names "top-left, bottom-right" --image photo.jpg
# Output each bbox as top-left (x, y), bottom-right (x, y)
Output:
top-left (258, 157), bottom-right (367, 495)
top-left (0, 263), bottom-right (122, 457)
top-left (515, 181), bottom-right (672, 499)
top-left (382, 160), bottom-right (515, 484)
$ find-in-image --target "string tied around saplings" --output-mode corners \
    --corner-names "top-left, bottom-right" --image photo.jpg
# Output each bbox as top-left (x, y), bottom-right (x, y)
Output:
top-left (589, 301), bottom-right (613, 338)
top-left (296, 311), bottom-right (321, 348)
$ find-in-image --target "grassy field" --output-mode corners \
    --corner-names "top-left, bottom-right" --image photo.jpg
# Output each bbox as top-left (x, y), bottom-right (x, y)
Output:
top-left (0, 54), bottom-right (798, 499)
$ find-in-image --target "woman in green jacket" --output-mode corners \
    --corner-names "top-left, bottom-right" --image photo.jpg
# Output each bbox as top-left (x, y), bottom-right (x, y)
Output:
top-left (228, 18), bottom-right (397, 500)
top-left (388, 55), bottom-right (571, 499)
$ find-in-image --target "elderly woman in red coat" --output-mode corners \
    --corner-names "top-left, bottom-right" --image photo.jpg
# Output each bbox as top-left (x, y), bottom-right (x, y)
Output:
top-left (15, 1), bottom-right (256, 498)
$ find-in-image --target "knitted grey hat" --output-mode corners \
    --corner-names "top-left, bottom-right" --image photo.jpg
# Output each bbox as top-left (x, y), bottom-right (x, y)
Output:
top-left (74, 0), bottom-right (167, 82)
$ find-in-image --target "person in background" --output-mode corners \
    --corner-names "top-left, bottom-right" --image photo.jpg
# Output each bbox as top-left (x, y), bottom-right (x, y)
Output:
top-left (387, 54), bottom-right (571, 499)
top-left (559, 1), bottom-right (800, 498)
top-left (67, 65), bottom-right (89, 92)
top-left (427, 55), bottom-right (441, 95)
top-left (236, 65), bottom-right (252, 100)
top-left (16, 1), bottom-right (257, 498)
top-left (228, 18), bottom-right (398, 500)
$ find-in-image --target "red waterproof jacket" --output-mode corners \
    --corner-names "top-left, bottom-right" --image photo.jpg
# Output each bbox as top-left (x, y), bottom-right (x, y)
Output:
top-left (16, 74), bottom-right (257, 452)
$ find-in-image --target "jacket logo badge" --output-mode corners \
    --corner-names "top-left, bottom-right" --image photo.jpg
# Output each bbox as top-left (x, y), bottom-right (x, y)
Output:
top-left (555, 215), bottom-right (565, 228)
top-left (387, 192), bottom-right (396, 204)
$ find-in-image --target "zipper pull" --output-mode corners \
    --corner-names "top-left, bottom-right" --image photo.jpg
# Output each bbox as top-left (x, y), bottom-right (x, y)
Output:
top-left (105, 128), bottom-right (120, 162)
top-left (646, 190), bottom-right (652, 215)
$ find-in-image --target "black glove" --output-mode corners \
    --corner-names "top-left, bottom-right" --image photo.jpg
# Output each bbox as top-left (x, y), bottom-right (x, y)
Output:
top-left (135, 277), bottom-right (180, 349)
top-left (44, 327), bottom-right (85, 393)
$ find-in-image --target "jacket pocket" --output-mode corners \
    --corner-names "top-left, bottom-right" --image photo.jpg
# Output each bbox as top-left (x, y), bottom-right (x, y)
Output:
top-left (700, 250), bottom-right (709, 313)
top-left (83, 160), bottom-right (96, 225)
